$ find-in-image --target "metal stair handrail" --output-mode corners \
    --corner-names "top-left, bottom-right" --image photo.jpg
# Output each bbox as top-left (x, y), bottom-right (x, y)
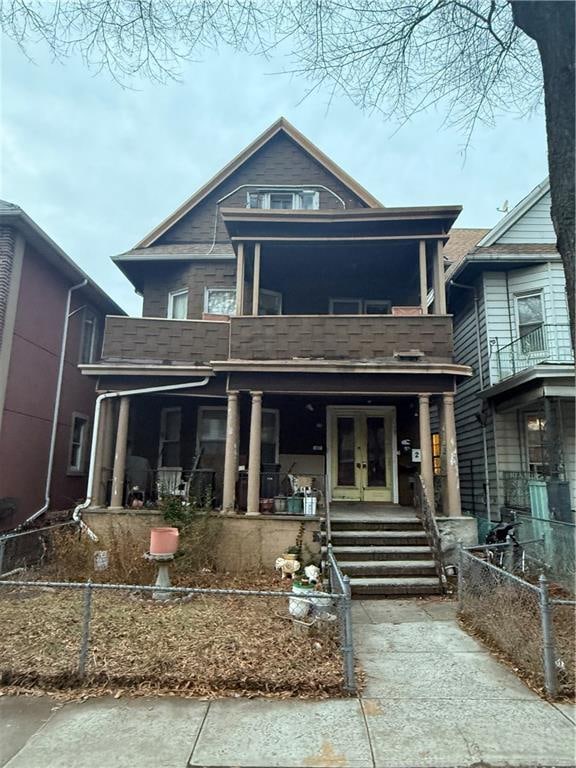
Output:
top-left (414, 474), bottom-right (447, 591)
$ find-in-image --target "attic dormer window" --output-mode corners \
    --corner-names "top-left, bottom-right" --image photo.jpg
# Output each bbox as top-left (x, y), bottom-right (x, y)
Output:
top-left (247, 189), bottom-right (319, 210)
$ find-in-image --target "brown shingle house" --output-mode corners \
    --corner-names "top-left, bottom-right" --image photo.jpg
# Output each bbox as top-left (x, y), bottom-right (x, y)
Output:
top-left (0, 201), bottom-right (124, 531)
top-left (80, 118), bottom-right (473, 592)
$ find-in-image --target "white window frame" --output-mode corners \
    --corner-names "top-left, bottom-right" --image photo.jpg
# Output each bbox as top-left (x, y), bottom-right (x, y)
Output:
top-left (329, 298), bottom-right (363, 315)
top-left (246, 189), bottom-right (320, 211)
top-left (158, 406), bottom-right (182, 468)
top-left (524, 413), bottom-right (547, 476)
top-left (167, 288), bottom-right (189, 320)
top-left (259, 289), bottom-right (283, 316)
top-left (515, 291), bottom-right (545, 337)
top-left (79, 310), bottom-right (99, 363)
top-left (203, 287), bottom-right (237, 316)
top-left (68, 412), bottom-right (89, 474)
top-left (196, 406), bottom-right (228, 453)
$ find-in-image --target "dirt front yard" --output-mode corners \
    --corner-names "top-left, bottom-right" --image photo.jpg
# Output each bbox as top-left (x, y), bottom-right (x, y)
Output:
top-left (0, 580), bottom-right (349, 699)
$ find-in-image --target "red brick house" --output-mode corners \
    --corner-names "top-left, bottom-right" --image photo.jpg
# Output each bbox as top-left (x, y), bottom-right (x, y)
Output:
top-left (79, 119), bottom-right (472, 592)
top-left (0, 201), bottom-right (124, 531)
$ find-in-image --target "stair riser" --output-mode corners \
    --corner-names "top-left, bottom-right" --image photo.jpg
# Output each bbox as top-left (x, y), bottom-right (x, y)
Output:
top-left (332, 535), bottom-right (428, 547)
top-left (342, 565), bottom-right (437, 578)
top-left (327, 549), bottom-right (433, 562)
top-left (351, 584), bottom-right (442, 596)
top-left (329, 521), bottom-right (422, 531)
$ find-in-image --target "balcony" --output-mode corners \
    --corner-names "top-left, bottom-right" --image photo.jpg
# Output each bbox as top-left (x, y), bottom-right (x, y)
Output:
top-left (494, 324), bottom-right (574, 383)
top-left (229, 314), bottom-right (453, 363)
top-left (100, 314), bottom-right (455, 368)
top-left (101, 316), bottom-right (230, 365)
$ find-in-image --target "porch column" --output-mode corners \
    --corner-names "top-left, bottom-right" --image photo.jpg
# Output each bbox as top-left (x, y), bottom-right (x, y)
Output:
top-left (442, 392), bottom-right (461, 517)
top-left (419, 240), bottom-right (428, 314)
top-left (91, 398), bottom-right (109, 506)
top-left (433, 240), bottom-right (447, 314)
top-left (246, 391), bottom-right (263, 516)
top-left (110, 395), bottom-right (130, 509)
top-left (418, 395), bottom-right (435, 514)
top-left (235, 242), bottom-right (245, 315)
top-left (252, 243), bottom-right (261, 316)
top-left (222, 390), bottom-right (240, 513)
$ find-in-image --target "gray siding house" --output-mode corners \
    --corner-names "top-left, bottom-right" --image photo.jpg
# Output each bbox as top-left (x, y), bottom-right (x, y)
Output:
top-left (447, 179), bottom-right (575, 527)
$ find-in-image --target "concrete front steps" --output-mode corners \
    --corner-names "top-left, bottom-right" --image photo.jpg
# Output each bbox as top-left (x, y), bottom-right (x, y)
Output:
top-left (326, 510), bottom-right (442, 597)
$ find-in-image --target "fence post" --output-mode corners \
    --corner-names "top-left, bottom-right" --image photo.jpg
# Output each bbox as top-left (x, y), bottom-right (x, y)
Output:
top-left (538, 574), bottom-right (558, 699)
top-left (0, 538), bottom-right (5, 576)
top-left (341, 574), bottom-right (356, 694)
top-left (505, 534), bottom-right (514, 572)
top-left (78, 580), bottom-right (93, 678)
top-left (457, 543), bottom-right (464, 611)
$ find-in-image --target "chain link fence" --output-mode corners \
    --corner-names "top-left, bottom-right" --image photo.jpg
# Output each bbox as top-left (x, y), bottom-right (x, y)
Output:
top-left (458, 548), bottom-right (575, 699)
top-left (0, 522), bottom-right (78, 577)
top-left (0, 575), bottom-right (355, 696)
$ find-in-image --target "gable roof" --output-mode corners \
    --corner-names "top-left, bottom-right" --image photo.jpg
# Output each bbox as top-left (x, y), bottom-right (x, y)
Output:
top-left (477, 178), bottom-right (550, 248)
top-left (443, 228), bottom-right (489, 265)
top-left (0, 200), bottom-right (125, 316)
top-left (135, 117), bottom-right (383, 249)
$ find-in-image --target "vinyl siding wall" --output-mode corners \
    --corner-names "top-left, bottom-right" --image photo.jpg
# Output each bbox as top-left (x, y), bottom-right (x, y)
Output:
top-left (452, 279), bottom-right (498, 518)
top-left (497, 190), bottom-right (555, 244)
top-left (483, 262), bottom-right (570, 385)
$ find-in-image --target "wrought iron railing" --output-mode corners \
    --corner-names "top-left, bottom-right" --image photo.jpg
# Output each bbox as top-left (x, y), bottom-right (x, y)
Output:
top-left (494, 324), bottom-right (573, 383)
top-left (414, 474), bottom-right (447, 590)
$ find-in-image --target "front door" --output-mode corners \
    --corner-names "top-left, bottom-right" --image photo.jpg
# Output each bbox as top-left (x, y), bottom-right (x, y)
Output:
top-left (329, 409), bottom-right (396, 502)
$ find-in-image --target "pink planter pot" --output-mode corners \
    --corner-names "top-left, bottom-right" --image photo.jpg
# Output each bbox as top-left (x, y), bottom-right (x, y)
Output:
top-left (150, 527), bottom-right (179, 555)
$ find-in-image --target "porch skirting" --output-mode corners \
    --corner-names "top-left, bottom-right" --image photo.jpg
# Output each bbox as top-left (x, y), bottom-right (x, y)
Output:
top-left (82, 510), bottom-right (320, 573)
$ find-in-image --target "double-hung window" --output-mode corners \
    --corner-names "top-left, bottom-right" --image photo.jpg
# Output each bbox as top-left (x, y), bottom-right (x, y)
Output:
top-left (79, 311), bottom-right (98, 363)
top-left (204, 288), bottom-right (237, 315)
top-left (69, 414), bottom-right (89, 473)
top-left (526, 415), bottom-right (548, 476)
top-left (516, 292), bottom-right (545, 352)
top-left (247, 189), bottom-right (319, 210)
top-left (168, 289), bottom-right (188, 320)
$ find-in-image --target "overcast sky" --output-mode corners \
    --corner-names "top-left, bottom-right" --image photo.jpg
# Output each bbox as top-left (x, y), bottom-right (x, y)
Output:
top-left (1, 36), bottom-right (547, 315)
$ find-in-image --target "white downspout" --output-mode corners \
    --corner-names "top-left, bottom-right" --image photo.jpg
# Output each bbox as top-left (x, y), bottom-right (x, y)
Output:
top-left (73, 377), bottom-right (210, 539)
top-left (18, 279), bottom-right (88, 529)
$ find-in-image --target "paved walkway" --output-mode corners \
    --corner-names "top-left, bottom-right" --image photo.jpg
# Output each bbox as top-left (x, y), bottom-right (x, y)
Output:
top-left (1, 598), bottom-right (574, 767)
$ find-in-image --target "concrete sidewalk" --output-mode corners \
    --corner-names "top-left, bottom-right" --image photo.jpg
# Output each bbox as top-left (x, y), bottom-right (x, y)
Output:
top-left (1, 598), bottom-right (574, 768)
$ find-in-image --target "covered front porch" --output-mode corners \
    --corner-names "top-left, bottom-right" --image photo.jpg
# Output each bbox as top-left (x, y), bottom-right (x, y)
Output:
top-left (89, 373), bottom-right (464, 519)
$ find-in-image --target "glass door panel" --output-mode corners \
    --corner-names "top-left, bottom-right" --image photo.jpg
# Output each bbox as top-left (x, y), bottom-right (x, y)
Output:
top-left (365, 417), bottom-right (386, 487)
top-left (337, 417), bottom-right (356, 486)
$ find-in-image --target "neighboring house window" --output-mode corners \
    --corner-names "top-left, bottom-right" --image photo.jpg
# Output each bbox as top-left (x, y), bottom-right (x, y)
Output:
top-left (432, 433), bottom-right (442, 475)
top-left (247, 190), bottom-right (319, 210)
top-left (516, 292), bottom-right (545, 352)
top-left (168, 289), bottom-right (188, 320)
top-left (259, 289), bottom-right (282, 316)
top-left (204, 288), bottom-right (237, 315)
top-left (79, 311), bottom-right (98, 363)
top-left (69, 414), bottom-right (89, 473)
top-left (526, 415), bottom-right (548, 476)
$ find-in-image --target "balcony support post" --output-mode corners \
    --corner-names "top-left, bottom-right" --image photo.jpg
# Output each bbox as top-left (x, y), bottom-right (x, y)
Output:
top-left (252, 243), bottom-right (261, 316)
top-left (433, 240), bottom-right (447, 314)
top-left (418, 394), bottom-right (435, 514)
top-left (235, 242), bottom-right (245, 315)
top-left (442, 392), bottom-right (461, 517)
top-left (109, 395), bottom-right (130, 509)
top-left (419, 240), bottom-right (428, 314)
top-left (246, 391), bottom-right (263, 516)
top-left (222, 391), bottom-right (240, 513)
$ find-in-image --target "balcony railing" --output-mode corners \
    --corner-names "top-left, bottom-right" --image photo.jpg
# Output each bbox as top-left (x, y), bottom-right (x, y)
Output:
top-left (494, 324), bottom-right (574, 383)
top-left (101, 314), bottom-right (455, 367)
top-left (229, 314), bottom-right (453, 362)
